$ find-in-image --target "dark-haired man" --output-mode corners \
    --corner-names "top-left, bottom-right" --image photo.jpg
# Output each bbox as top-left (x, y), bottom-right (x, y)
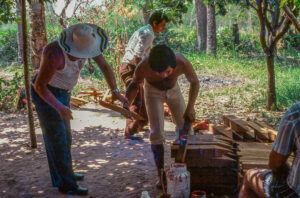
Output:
top-left (119, 11), bottom-right (169, 139)
top-left (125, 44), bottom-right (199, 188)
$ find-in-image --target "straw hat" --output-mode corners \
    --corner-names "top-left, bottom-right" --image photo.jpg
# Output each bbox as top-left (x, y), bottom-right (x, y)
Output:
top-left (58, 23), bottom-right (108, 59)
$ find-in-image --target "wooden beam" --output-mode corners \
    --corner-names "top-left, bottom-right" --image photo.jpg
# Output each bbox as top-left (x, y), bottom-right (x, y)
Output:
top-left (255, 121), bottom-right (277, 141)
top-left (247, 121), bottom-right (269, 141)
top-left (223, 115), bottom-right (256, 141)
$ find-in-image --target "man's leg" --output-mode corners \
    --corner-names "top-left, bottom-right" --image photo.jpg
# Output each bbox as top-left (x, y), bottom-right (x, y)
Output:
top-left (137, 85), bottom-right (148, 131)
top-left (119, 63), bottom-right (140, 137)
top-left (166, 83), bottom-right (194, 137)
top-left (239, 169), bottom-right (268, 198)
top-left (31, 86), bottom-right (87, 195)
top-left (144, 81), bottom-right (166, 188)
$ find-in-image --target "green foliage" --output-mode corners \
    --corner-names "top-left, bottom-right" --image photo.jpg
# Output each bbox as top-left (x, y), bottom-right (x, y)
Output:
top-left (0, 0), bottom-right (57, 24)
top-left (0, 28), bottom-right (18, 66)
top-left (0, 72), bottom-right (23, 110)
top-left (217, 26), bottom-right (261, 55)
top-left (0, 0), bottom-right (18, 24)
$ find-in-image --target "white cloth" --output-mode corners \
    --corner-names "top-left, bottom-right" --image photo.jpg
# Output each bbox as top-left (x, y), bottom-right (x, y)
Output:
top-left (122, 24), bottom-right (154, 65)
top-left (48, 48), bottom-right (86, 91)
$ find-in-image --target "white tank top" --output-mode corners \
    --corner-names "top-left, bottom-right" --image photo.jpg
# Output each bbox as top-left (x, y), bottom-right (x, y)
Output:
top-left (48, 49), bottom-right (86, 91)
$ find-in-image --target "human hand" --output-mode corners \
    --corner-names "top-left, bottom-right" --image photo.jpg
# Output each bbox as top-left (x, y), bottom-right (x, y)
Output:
top-left (58, 105), bottom-right (73, 120)
top-left (183, 106), bottom-right (195, 123)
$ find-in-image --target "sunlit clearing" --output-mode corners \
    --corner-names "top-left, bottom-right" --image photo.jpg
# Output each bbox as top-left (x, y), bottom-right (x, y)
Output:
top-left (117, 162), bottom-right (129, 166)
top-left (31, 186), bottom-right (37, 189)
top-left (87, 164), bottom-right (101, 169)
top-left (107, 173), bottom-right (114, 176)
top-left (37, 190), bottom-right (44, 194)
top-left (125, 186), bottom-right (135, 191)
top-left (80, 141), bottom-right (99, 147)
top-left (95, 159), bottom-right (109, 164)
top-left (0, 138), bottom-right (9, 144)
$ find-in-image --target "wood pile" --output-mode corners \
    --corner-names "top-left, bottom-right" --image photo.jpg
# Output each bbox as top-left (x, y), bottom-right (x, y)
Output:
top-left (170, 115), bottom-right (284, 195)
top-left (217, 115), bottom-right (277, 143)
top-left (171, 134), bottom-right (239, 195)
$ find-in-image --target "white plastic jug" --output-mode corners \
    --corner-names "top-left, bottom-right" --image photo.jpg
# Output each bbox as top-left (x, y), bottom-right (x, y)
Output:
top-left (166, 163), bottom-right (190, 198)
top-left (140, 191), bottom-right (150, 198)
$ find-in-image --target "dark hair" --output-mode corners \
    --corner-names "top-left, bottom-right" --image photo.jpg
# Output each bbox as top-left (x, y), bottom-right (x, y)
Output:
top-left (149, 44), bottom-right (176, 72)
top-left (148, 11), bottom-right (169, 26)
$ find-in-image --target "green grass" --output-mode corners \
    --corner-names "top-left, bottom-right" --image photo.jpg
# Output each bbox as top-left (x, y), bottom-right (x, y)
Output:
top-left (185, 52), bottom-right (300, 112)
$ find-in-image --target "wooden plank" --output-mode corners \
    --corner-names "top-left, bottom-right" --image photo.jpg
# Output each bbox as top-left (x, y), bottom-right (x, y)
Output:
top-left (171, 144), bottom-right (235, 159)
top-left (184, 155), bottom-right (237, 168)
top-left (98, 100), bottom-right (145, 120)
top-left (248, 121), bottom-right (269, 141)
top-left (240, 160), bottom-right (269, 170)
top-left (212, 124), bottom-right (234, 139)
top-left (255, 121), bottom-right (277, 142)
top-left (223, 115), bottom-right (256, 141)
top-left (172, 134), bottom-right (233, 146)
top-left (237, 142), bottom-right (273, 151)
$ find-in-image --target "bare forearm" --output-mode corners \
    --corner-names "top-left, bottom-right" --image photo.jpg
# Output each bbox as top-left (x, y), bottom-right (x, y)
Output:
top-left (187, 82), bottom-right (200, 109)
top-left (100, 65), bottom-right (118, 90)
top-left (34, 85), bottom-right (64, 111)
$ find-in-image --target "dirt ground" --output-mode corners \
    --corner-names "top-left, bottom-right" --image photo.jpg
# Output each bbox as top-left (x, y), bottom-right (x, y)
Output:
top-left (0, 74), bottom-right (281, 198)
top-left (0, 103), bottom-right (180, 198)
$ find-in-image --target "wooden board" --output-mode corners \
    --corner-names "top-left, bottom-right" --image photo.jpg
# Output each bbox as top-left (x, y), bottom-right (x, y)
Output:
top-left (172, 134), bottom-right (234, 146)
top-left (223, 115), bottom-right (256, 141)
top-left (255, 121), bottom-right (277, 141)
top-left (172, 144), bottom-right (235, 159)
top-left (98, 100), bottom-right (145, 121)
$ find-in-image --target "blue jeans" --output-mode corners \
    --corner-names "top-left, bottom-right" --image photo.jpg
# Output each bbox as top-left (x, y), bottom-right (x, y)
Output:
top-left (31, 81), bottom-right (77, 190)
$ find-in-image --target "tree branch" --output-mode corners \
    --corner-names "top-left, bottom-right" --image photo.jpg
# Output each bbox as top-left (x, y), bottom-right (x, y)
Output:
top-left (271, 17), bottom-right (291, 49)
top-left (282, 4), bottom-right (300, 33)
top-left (256, 1), bottom-right (270, 56)
top-left (246, 0), bottom-right (258, 11)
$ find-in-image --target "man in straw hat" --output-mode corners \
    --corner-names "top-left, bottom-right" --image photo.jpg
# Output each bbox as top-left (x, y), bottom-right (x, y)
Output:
top-left (119, 11), bottom-right (169, 140)
top-left (31, 23), bottom-right (127, 195)
top-left (125, 44), bottom-right (199, 188)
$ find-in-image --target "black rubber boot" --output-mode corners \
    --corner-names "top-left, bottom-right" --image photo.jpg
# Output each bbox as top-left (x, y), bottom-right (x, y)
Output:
top-left (151, 144), bottom-right (166, 189)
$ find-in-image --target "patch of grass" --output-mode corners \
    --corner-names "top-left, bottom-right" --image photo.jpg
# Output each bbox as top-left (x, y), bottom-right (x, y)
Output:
top-left (185, 52), bottom-right (300, 111)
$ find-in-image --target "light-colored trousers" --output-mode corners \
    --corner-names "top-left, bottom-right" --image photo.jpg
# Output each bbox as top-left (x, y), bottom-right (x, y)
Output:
top-left (144, 80), bottom-right (194, 145)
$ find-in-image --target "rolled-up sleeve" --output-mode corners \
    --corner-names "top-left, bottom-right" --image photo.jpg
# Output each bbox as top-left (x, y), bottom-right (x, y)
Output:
top-left (272, 111), bottom-right (297, 155)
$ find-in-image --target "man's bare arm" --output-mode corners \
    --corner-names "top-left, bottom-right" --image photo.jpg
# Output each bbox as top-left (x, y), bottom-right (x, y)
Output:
top-left (180, 54), bottom-right (200, 121)
top-left (269, 150), bottom-right (289, 172)
top-left (34, 44), bottom-right (72, 119)
top-left (93, 54), bottom-right (118, 91)
top-left (93, 54), bottom-right (127, 103)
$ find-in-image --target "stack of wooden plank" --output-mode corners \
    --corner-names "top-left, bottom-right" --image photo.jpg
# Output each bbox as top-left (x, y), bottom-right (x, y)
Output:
top-left (171, 134), bottom-right (239, 195)
top-left (212, 115), bottom-right (277, 143)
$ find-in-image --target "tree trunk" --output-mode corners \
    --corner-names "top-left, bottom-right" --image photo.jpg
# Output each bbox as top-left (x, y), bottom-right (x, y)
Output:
top-left (266, 54), bottom-right (276, 110)
top-left (195, 0), bottom-right (207, 52)
top-left (232, 23), bottom-right (240, 45)
top-left (207, 0), bottom-right (217, 55)
top-left (29, 0), bottom-right (48, 71)
top-left (248, 9), bottom-right (253, 33)
top-left (21, 0), bottom-right (37, 148)
top-left (16, 0), bottom-right (23, 64)
top-left (142, 0), bottom-right (152, 24)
